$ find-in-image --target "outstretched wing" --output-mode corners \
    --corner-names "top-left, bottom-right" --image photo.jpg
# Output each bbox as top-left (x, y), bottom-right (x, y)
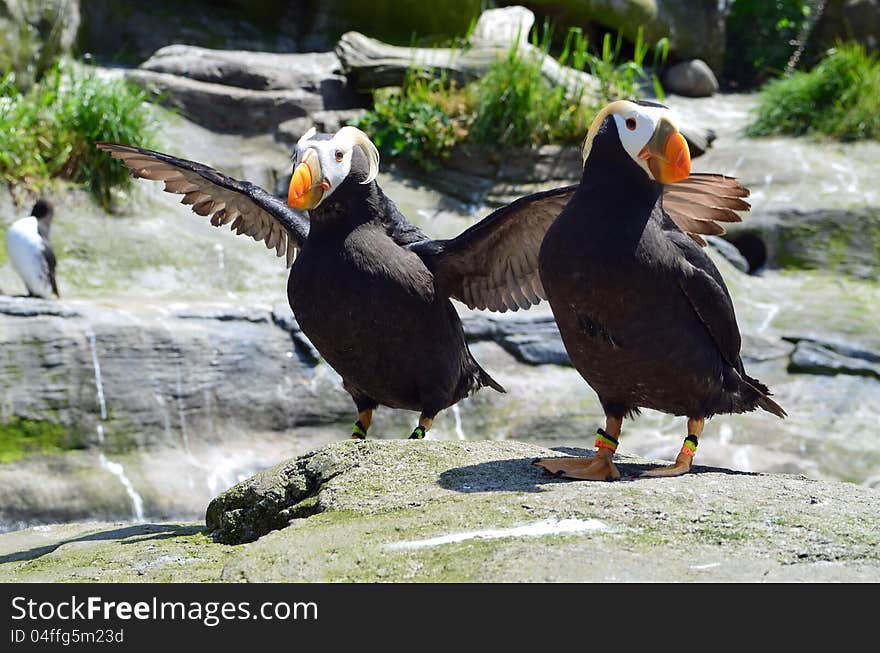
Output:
top-left (96, 143), bottom-right (309, 267)
top-left (43, 244), bottom-right (59, 298)
top-left (662, 174), bottom-right (749, 246)
top-left (411, 174), bottom-right (751, 313)
top-left (410, 186), bottom-right (573, 312)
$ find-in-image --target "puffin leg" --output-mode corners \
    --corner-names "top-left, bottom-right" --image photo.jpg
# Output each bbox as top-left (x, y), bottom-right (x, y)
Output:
top-left (409, 415), bottom-right (434, 440)
top-left (351, 409), bottom-right (373, 440)
top-left (533, 416), bottom-right (622, 481)
top-left (641, 417), bottom-right (704, 478)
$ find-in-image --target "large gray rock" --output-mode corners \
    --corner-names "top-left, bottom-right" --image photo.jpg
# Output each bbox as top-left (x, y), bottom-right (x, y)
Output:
top-left (130, 45), bottom-right (365, 135)
top-left (201, 440), bottom-right (880, 581)
top-left (0, 296), bottom-right (350, 452)
top-left (787, 338), bottom-right (880, 379)
top-left (813, 0), bottom-right (880, 56)
top-left (725, 208), bottom-right (880, 280)
top-left (517, 1), bottom-right (726, 72)
top-left (663, 59), bottom-right (719, 97)
top-left (126, 68), bottom-right (355, 135)
top-left (140, 45), bottom-right (351, 94)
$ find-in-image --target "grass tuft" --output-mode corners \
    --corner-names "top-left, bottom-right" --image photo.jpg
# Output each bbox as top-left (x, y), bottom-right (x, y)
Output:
top-left (747, 43), bottom-right (880, 141)
top-left (0, 63), bottom-right (160, 208)
top-left (358, 23), bottom-right (667, 168)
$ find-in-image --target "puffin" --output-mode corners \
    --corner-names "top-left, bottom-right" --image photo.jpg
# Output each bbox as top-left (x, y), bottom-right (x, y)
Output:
top-left (99, 127), bottom-right (502, 441)
top-left (98, 121), bottom-right (759, 444)
top-left (5, 199), bottom-right (59, 299)
top-left (526, 99), bottom-right (786, 480)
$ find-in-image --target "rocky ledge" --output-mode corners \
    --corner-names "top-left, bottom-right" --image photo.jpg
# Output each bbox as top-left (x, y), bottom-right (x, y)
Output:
top-left (1, 440), bottom-right (878, 582)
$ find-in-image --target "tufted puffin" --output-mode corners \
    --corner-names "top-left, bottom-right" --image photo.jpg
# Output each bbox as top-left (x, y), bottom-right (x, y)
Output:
top-left (526, 100), bottom-right (786, 480)
top-left (99, 120), bottom-right (764, 446)
top-left (99, 128), bottom-right (502, 441)
top-left (6, 199), bottom-right (59, 299)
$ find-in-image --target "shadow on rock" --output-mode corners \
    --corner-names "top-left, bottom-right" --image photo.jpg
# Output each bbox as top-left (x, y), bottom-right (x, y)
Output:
top-left (0, 523), bottom-right (204, 564)
top-left (438, 450), bottom-right (757, 493)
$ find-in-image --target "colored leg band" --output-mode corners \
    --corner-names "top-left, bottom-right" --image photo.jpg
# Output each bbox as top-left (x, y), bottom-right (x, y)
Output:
top-left (410, 426), bottom-right (426, 440)
top-left (679, 434), bottom-right (698, 457)
top-left (352, 420), bottom-right (367, 439)
top-left (595, 428), bottom-right (619, 452)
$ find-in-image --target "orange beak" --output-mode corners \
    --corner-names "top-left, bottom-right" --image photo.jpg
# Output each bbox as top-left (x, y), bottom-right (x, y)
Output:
top-left (640, 118), bottom-right (691, 184)
top-left (287, 149), bottom-right (329, 210)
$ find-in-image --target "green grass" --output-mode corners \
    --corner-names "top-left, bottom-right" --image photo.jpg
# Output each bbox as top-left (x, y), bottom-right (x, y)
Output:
top-left (358, 23), bottom-right (667, 168)
top-left (0, 416), bottom-right (84, 463)
top-left (747, 43), bottom-right (880, 141)
top-left (0, 64), bottom-right (160, 208)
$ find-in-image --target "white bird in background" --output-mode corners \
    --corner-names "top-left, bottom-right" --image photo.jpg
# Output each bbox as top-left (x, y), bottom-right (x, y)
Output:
top-left (5, 198), bottom-right (60, 299)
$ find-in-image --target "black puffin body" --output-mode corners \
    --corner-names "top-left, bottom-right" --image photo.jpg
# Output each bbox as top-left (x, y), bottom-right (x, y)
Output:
top-left (287, 149), bottom-right (501, 427)
top-left (99, 129), bottom-right (500, 440)
top-left (535, 100), bottom-right (785, 480)
top-left (99, 118), bottom-right (769, 446)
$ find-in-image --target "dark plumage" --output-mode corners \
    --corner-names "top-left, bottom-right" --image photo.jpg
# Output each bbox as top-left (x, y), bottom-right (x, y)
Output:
top-left (98, 119), bottom-right (769, 447)
top-left (533, 100), bottom-right (785, 481)
top-left (98, 128), bottom-right (501, 440)
top-left (286, 147), bottom-right (504, 433)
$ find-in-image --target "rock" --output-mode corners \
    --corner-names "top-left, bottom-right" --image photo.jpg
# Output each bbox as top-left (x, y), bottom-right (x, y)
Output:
top-left (787, 339), bottom-right (880, 379)
top-left (0, 296), bottom-right (80, 318)
top-left (724, 208), bottom-right (880, 280)
top-left (0, 299), bottom-right (351, 454)
top-left (140, 45), bottom-right (352, 95)
top-left (654, 1), bottom-right (726, 72)
top-left (520, 1), bottom-right (725, 72)
top-left (663, 59), bottom-right (719, 97)
top-left (3, 441), bottom-right (880, 581)
top-left (126, 69), bottom-right (350, 135)
top-left (399, 134), bottom-right (712, 205)
top-left (0, 521), bottom-right (230, 582)
top-left (470, 5), bottom-right (535, 46)
top-left (813, 0), bottom-right (880, 57)
top-left (292, 0), bottom-right (484, 51)
top-left (78, 0), bottom-right (300, 65)
top-left (199, 440), bottom-right (880, 580)
top-left (131, 46), bottom-right (366, 135)
top-left (707, 236), bottom-right (749, 274)
top-left (741, 334), bottom-right (795, 364)
top-left (0, 0), bottom-right (80, 88)
top-left (462, 313), bottom-right (569, 366)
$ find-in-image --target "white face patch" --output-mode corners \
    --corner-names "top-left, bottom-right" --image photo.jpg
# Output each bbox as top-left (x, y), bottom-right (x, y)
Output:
top-left (293, 126), bottom-right (380, 207)
top-left (609, 101), bottom-right (677, 178)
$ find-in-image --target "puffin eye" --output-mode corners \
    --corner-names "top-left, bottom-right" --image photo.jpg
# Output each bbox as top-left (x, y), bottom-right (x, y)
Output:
top-left (334, 149), bottom-right (344, 162)
top-left (625, 117), bottom-right (637, 131)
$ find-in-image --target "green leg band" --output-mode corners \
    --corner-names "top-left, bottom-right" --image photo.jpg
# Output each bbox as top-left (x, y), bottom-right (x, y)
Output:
top-left (409, 426), bottom-right (426, 440)
top-left (352, 420), bottom-right (367, 439)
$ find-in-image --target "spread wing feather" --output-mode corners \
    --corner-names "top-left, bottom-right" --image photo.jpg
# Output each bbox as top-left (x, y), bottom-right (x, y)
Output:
top-left (96, 143), bottom-right (309, 266)
top-left (411, 174), bottom-right (750, 313)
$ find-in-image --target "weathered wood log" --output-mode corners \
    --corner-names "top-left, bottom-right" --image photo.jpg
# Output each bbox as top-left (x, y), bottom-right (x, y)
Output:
top-left (336, 6), bottom-right (601, 99)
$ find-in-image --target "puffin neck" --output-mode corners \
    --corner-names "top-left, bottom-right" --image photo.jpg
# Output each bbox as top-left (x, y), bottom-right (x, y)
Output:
top-left (579, 117), bottom-right (661, 202)
top-left (307, 179), bottom-right (385, 238)
top-left (36, 215), bottom-right (52, 241)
